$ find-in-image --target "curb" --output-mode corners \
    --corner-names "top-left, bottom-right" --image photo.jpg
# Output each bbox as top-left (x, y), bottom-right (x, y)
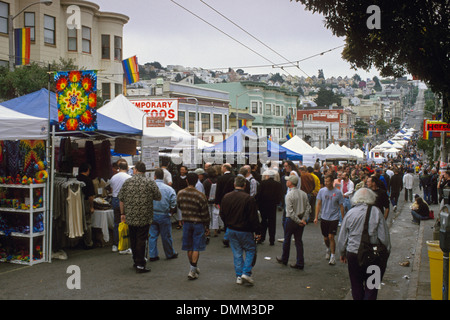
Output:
top-left (407, 220), bottom-right (425, 299)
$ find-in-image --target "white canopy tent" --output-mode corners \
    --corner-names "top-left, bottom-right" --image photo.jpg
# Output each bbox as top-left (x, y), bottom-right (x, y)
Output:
top-left (282, 136), bottom-right (319, 165)
top-left (383, 147), bottom-right (401, 157)
top-left (378, 140), bottom-right (404, 149)
top-left (0, 104), bottom-right (49, 140)
top-left (97, 94), bottom-right (145, 131)
top-left (168, 123), bottom-right (213, 149)
top-left (319, 143), bottom-right (356, 160)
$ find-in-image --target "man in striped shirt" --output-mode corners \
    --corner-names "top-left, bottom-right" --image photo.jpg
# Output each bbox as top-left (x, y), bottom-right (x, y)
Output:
top-left (177, 172), bottom-right (210, 280)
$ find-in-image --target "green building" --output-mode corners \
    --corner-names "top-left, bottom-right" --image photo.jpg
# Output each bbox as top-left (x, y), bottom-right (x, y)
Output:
top-left (197, 81), bottom-right (299, 142)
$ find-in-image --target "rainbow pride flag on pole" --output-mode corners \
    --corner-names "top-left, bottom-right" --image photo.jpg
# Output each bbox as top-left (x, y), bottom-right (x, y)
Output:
top-left (122, 55), bottom-right (139, 84)
top-left (14, 28), bottom-right (30, 66)
top-left (286, 132), bottom-right (293, 140)
top-left (238, 119), bottom-right (247, 128)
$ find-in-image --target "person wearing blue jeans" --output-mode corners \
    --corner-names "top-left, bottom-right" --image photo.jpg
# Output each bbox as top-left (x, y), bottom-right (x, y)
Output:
top-left (220, 176), bottom-right (261, 285)
top-left (149, 169), bottom-right (178, 261)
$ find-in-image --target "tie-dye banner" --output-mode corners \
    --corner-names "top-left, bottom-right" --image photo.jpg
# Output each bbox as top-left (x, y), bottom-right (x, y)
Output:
top-left (55, 70), bottom-right (97, 131)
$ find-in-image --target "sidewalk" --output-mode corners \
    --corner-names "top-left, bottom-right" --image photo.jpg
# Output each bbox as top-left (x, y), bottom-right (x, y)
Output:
top-left (407, 212), bottom-right (434, 300)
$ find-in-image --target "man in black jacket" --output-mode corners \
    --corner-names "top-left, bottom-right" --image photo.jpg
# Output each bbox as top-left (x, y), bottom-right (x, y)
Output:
top-left (389, 169), bottom-right (403, 212)
top-left (215, 163), bottom-right (235, 247)
top-left (256, 170), bottom-right (282, 245)
top-left (220, 176), bottom-right (261, 285)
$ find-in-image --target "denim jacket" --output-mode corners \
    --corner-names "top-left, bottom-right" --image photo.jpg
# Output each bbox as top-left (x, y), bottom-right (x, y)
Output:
top-left (153, 179), bottom-right (177, 215)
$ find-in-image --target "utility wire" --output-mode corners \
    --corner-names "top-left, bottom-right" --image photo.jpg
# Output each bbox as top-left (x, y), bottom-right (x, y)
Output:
top-left (206, 45), bottom-right (345, 73)
top-left (199, 0), bottom-right (310, 77)
top-left (170, 0), bottom-right (297, 77)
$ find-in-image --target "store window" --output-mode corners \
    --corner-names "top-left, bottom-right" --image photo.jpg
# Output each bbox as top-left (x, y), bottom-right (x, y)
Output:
top-left (82, 26), bottom-right (91, 53)
top-left (44, 15), bottom-right (55, 45)
top-left (102, 83), bottom-right (111, 101)
top-left (24, 12), bottom-right (35, 41)
top-left (0, 2), bottom-right (8, 34)
top-left (178, 111), bottom-right (186, 130)
top-left (101, 35), bottom-right (110, 59)
top-left (67, 28), bottom-right (77, 51)
top-left (188, 112), bottom-right (196, 133)
top-left (213, 114), bottom-right (222, 132)
top-left (201, 113), bottom-right (210, 133)
top-left (114, 83), bottom-right (122, 97)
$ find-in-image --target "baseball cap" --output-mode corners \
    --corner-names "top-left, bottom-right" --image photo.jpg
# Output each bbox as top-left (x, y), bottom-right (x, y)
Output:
top-left (285, 175), bottom-right (299, 186)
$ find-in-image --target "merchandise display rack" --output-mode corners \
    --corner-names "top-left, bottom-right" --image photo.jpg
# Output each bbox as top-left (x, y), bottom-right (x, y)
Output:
top-left (0, 183), bottom-right (47, 265)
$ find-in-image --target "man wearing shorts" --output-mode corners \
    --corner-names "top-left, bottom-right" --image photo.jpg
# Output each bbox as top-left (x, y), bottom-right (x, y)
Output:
top-left (314, 174), bottom-right (344, 265)
top-left (177, 172), bottom-right (210, 280)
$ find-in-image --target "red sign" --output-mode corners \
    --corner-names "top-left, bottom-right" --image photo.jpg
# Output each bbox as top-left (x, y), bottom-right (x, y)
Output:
top-left (427, 122), bottom-right (450, 132)
top-left (146, 116), bottom-right (165, 128)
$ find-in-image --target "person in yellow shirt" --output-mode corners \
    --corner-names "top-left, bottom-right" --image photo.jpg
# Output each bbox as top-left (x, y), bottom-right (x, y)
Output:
top-left (307, 166), bottom-right (321, 223)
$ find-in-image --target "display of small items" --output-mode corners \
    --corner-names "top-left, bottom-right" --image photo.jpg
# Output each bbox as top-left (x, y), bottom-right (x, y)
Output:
top-left (0, 212), bottom-right (44, 235)
top-left (0, 244), bottom-right (43, 262)
top-left (0, 188), bottom-right (43, 210)
top-left (0, 160), bottom-right (48, 185)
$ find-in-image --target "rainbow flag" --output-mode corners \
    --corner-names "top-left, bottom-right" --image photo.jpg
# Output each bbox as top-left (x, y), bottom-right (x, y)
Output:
top-left (238, 119), bottom-right (247, 128)
top-left (286, 132), bottom-right (293, 140)
top-left (122, 56), bottom-right (139, 84)
top-left (14, 28), bottom-right (30, 66)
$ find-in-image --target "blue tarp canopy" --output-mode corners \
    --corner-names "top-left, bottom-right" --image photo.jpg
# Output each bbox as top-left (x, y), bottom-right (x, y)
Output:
top-left (1, 89), bottom-right (141, 136)
top-left (203, 126), bottom-right (258, 153)
top-left (203, 126), bottom-right (303, 161)
top-left (267, 140), bottom-right (303, 161)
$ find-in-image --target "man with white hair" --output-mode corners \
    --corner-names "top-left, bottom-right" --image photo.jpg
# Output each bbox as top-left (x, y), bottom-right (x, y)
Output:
top-left (337, 188), bottom-right (391, 300)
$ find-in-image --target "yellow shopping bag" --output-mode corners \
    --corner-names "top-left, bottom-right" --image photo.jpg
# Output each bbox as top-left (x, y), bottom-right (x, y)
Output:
top-left (118, 222), bottom-right (130, 251)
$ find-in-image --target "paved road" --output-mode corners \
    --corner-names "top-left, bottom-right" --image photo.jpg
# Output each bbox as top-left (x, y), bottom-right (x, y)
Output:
top-left (0, 182), bottom-right (423, 301)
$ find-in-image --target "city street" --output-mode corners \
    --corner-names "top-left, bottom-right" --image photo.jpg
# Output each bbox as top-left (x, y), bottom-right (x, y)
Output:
top-left (0, 180), bottom-right (425, 301)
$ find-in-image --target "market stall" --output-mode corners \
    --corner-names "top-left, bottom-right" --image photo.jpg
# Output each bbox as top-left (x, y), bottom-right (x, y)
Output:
top-left (0, 105), bottom-right (50, 265)
top-left (282, 136), bottom-right (319, 165)
top-left (1, 89), bottom-right (142, 262)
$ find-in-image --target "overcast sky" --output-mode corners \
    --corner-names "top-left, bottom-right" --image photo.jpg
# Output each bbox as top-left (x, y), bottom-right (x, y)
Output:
top-left (94, 0), bottom-right (381, 80)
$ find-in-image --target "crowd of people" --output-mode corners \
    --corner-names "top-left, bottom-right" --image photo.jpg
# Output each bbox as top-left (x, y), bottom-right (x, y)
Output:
top-left (108, 139), bottom-right (450, 298)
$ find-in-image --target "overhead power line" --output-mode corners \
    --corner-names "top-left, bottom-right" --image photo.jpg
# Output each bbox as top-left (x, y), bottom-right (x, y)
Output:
top-left (199, 0), bottom-right (310, 77)
top-left (205, 45), bottom-right (345, 74)
top-left (170, 0), bottom-right (301, 77)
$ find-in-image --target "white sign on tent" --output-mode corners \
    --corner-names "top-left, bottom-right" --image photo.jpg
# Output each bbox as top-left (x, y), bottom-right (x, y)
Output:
top-left (129, 98), bottom-right (178, 121)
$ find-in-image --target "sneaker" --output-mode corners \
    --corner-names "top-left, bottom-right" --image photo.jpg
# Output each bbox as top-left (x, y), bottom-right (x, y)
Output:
top-left (325, 248), bottom-right (331, 260)
top-left (329, 256), bottom-right (336, 265)
top-left (112, 245), bottom-right (118, 252)
top-left (241, 274), bottom-right (254, 286)
top-left (236, 277), bottom-right (243, 285)
top-left (119, 248), bottom-right (132, 255)
top-left (135, 266), bottom-right (151, 274)
top-left (394, 205), bottom-right (397, 212)
top-left (188, 270), bottom-right (199, 280)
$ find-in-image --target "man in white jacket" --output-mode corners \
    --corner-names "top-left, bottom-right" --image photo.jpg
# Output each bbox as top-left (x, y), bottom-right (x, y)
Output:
top-left (403, 169), bottom-right (414, 202)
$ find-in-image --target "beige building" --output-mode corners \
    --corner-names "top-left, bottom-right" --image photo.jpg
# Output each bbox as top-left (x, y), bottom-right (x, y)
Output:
top-left (0, 0), bottom-right (128, 100)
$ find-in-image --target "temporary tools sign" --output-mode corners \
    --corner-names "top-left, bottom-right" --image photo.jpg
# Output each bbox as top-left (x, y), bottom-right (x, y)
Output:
top-left (129, 99), bottom-right (178, 121)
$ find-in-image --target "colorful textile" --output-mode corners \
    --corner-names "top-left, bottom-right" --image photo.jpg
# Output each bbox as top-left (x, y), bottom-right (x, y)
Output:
top-left (122, 56), bottom-right (139, 84)
top-left (55, 70), bottom-right (98, 132)
top-left (14, 28), bottom-right (30, 66)
top-left (4, 141), bottom-right (20, 177)
top-left (19, 140), bottom-right (46, 178)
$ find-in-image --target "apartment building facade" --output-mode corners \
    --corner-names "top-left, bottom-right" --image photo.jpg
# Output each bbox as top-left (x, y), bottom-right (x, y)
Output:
top-left (0, 0), bottom-right (128, 99)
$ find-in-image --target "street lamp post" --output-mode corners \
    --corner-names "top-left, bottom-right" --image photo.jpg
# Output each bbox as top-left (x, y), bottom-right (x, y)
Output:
top-left (8, 0), bottom-right (53, 71)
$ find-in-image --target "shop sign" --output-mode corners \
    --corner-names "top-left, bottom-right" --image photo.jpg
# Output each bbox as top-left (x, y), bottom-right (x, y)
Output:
top-left (129, 99), bottom-right (178, 121)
